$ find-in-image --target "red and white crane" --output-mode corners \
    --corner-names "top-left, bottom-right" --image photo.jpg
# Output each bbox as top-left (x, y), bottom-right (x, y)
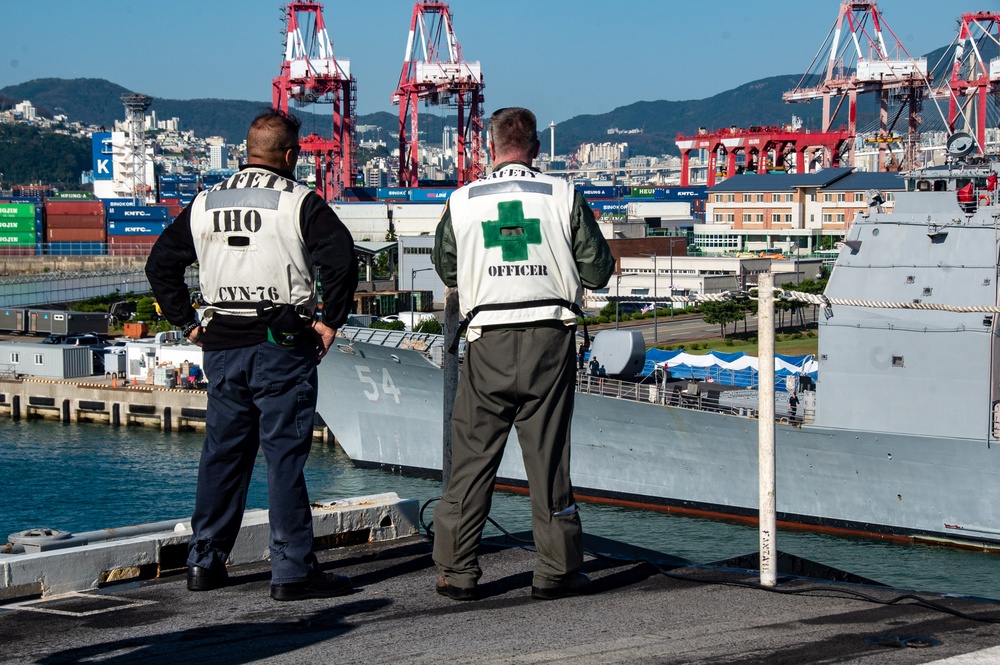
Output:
top-left (272, 1), bottom-right (356, 200)
top-left (783, 1), bottom-right (930, 170)
top-left (392, 2), bottom-right (484, 188)
top-left (937, 11), bottom-right (1000, 155)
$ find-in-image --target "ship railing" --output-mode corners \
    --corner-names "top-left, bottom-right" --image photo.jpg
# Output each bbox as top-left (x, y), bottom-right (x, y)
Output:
top-left (574, 373), bottom-right (808, 423)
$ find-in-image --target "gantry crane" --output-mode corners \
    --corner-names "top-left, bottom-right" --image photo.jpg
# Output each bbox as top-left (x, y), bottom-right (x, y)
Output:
top-left (272, 1), bottom-right (356, 200)
top-left (937, 11), bottom-right (1000, 156)
top-left (392, 2), bottom-right (484, 188)
top-left (783, 1), bottom-right (930, 171)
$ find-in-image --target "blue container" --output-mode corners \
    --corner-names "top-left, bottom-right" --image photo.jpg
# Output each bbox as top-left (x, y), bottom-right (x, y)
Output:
top-left (176, 174), bottom-right (199, 183)
top-left (106, 206), bottom-right (171, 221)
top-left (377, 188), bottom-right (410, 201)
top-left (107, 220), bottom-right (169, 235)
top-left (2, 197), bottom-right (44, 205)
top-left (47, 241), bottom-right (105, 256)
top-left (103, 198), bottom-right (140, 209)
top-left (410, 188), bottom-right (452, 202)
top-left (591, 201), bottom-right (628, 213)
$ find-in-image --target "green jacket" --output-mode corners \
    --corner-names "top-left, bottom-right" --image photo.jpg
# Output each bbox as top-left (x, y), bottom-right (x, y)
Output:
top-left (432, 161), bottom-right (615, 291)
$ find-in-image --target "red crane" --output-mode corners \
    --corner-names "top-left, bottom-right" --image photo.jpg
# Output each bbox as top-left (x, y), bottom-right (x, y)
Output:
top-left (938, 12), bottom-right (1000, 155)
top-left (272, 1), bottom-right (356, 200)
top-left (392, 2), bottom-right (484, 188)
top-left (783, 1), bottom-right (930, 171)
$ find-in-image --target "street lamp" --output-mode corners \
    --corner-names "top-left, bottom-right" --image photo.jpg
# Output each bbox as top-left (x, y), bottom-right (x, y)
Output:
top-left (411, 267), bottom-right (435, 312)
top-left (637, 252), bottom-right (658, 343)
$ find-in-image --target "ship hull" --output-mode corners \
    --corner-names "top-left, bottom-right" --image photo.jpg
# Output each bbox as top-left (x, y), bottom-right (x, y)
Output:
top-left (318, 336), bottom-right (1000, 548)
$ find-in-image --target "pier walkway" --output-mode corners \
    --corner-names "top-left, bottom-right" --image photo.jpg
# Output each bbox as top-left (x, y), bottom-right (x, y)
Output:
top-left (3, 532), bottom-right (1000, 664)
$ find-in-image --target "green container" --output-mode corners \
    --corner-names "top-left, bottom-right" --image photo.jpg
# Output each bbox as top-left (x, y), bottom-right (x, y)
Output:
top-left (50, 191), bottom-right (95, 200)
top-left (629, 187), bottom-right (655, 198)
top-left (0, 203), bottom-right (38, 219)
top-left (0, 217), bottom-right (37, 232)
top-left (0, 231), bottom-right (38, 246)
top-left (377, 293), bottom-right (401, 316)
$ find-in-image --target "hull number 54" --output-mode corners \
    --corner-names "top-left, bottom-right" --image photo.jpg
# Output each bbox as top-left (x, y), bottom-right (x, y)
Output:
top-left (355, 365), bottom-right (401, 404)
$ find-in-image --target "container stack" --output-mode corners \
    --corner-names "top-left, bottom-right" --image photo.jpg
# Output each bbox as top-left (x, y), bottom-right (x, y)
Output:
top-left (45, 199), bottom-right (106, 255)
top-left (106, 205), bottom-right (171, 256)
top-left (159, 174), bottom-right (199, 207)
top-left (0, 201), bottom-right (43, 256)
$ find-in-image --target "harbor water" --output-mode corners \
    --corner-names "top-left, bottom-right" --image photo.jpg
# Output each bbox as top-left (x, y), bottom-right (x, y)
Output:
top-left (3, 419), bottom-right (999, 602)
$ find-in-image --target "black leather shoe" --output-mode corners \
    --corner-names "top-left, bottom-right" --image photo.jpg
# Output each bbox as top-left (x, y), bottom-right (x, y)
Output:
top-left (531, 572), bottom-right (591, 600)
top-left (271, 572), bottom-right (353, 601)
top-left (436, 576), bottom-right (477, 601)
top-left (187, 565), bottom-right (228, 591)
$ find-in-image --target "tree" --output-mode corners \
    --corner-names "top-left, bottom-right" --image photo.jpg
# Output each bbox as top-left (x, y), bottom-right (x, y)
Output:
top-left (135, 297), bottom-right (159, 323)
top-left (700, 300), bottom-right (745, 339)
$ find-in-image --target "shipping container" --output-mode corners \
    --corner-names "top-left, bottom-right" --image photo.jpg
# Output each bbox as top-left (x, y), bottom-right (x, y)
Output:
top-left (576, 186), bottom-right (620, 199)
top-left (47, 227), bottom-right (107, 242)
top-left (0, 203), bottom-right (38, 219)
top-left (159, 197), bottom-right (180, 205)
top-left (629, 186), bottom-right (656, 198)
top-left (0, 217), bottom-right (38, 232)
top-left (1, 197), bottom-right (44, 205)
top-left (106, 205), bottom-right (170, 221)
top-left (102, 198), bottom-right (139, 209)
top-left (108, 236), bottom-right (157, 256)
top-left (409, 189), bottom-right (453, 202)
top-left (590, 201), bottom-right (629, 213)
top-left (46, 214), bottom-right (106, 229)
top-left (107, 220), bottom-right (168, 235)
top-left (49, 191), bottom-right (95, 200)
top-left (46, 241), bottom-right (105, 256)
top-left (45, 200), bottom-right (104, 216)
top-left (12, 186), bottom-right (54, 197)
top-left (0, 231), bottom-right (37, 245)
top-left (376, 187), bottom-right (411, 201)
top-left (0, 246), bottom-right (37, 256)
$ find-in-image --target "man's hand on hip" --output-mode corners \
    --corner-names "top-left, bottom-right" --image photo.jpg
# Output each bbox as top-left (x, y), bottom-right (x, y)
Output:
top-left (311, 320), bottom-right (337, 362)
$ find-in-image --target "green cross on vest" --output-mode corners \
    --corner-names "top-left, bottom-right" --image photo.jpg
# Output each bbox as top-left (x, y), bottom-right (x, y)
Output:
top-left (481, 201), bottom-right (542, 262)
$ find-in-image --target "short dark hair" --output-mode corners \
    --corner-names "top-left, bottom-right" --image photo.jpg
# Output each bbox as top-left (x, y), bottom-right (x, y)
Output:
top-left (247, 108), bottom-right (302, 158)
top-left (489, 107), bottom-right (538, 156)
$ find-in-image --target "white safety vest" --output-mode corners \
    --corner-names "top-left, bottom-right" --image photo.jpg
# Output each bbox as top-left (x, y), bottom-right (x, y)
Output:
top-left (449, 164), bottom-right (581, 341)
top-left (188, 167), bottom-right (316, 324)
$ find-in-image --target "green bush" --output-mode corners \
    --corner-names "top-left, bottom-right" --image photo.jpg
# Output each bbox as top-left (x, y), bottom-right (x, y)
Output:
top-left (414, 318), bottom-right (443, 334)
top-left (371, 319), bottom-right (406, 331)
top-left (724, 338), bottom-right (735, 346)
top-left (135, 297), bottom-right (158, 323)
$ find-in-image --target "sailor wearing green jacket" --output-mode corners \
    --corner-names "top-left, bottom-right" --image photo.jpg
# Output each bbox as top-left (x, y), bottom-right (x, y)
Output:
top-left (431, 106), bottom-right (615, 601)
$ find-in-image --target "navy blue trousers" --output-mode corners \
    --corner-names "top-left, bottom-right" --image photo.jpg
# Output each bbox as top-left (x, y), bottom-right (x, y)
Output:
top-left (187, 340), bottom-right (320, 584)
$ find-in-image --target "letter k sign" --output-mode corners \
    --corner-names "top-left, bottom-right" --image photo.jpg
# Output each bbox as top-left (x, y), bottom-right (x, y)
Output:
top-left (482, 201), bottom-right (541, 262)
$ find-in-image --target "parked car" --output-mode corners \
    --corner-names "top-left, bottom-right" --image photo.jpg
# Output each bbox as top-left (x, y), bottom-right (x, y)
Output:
top-left (40, 332), bottom-right (105, 347)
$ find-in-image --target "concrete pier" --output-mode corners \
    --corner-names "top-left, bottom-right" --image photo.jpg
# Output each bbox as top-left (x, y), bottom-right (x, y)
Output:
top-left (0, 376), bottom-right (331, 440)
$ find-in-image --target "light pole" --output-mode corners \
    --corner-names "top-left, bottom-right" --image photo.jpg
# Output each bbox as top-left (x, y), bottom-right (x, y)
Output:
top-left (411, 267), bottom-right (435, 312)
top-left (669, 244), bottom-right (674, 318)
top-left (615, 274), bottom-right (621, 330)
top-left (637, 252), bottom-right (658, 343)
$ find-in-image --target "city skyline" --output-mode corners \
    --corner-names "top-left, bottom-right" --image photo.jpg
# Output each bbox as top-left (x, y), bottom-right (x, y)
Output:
top-left (1, 0), bottom-right (969, 125)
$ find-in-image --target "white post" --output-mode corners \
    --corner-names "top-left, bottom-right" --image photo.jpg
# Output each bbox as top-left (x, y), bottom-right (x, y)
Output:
top-left (758, 271), bottom-right (777, 587)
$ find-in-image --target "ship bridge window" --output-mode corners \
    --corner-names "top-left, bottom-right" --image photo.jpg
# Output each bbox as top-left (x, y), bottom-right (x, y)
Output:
top-left (934, 180), bottom-right (947, 192)
top-left (916, 180), bottom-right (931, 191)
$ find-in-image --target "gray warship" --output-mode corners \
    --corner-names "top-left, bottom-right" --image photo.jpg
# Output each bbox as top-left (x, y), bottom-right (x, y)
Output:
top-left (317, 139), bottom-right (1000, 549)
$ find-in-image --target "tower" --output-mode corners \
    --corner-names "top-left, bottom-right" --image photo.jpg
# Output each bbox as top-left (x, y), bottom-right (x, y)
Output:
top-left (272, 1), bottom-right (356, 199)
top-left (120, 93), bottom-right (152, 204)
top-left (392, 2), bottom-right (484, 187)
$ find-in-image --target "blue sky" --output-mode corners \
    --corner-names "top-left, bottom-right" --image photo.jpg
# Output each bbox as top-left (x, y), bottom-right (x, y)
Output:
top-left (0, 0), bottom-right (969, 124)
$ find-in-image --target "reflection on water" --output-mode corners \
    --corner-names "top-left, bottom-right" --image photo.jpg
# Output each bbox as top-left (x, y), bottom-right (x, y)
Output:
top-left (2, 420), bottom-right (998, 601)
